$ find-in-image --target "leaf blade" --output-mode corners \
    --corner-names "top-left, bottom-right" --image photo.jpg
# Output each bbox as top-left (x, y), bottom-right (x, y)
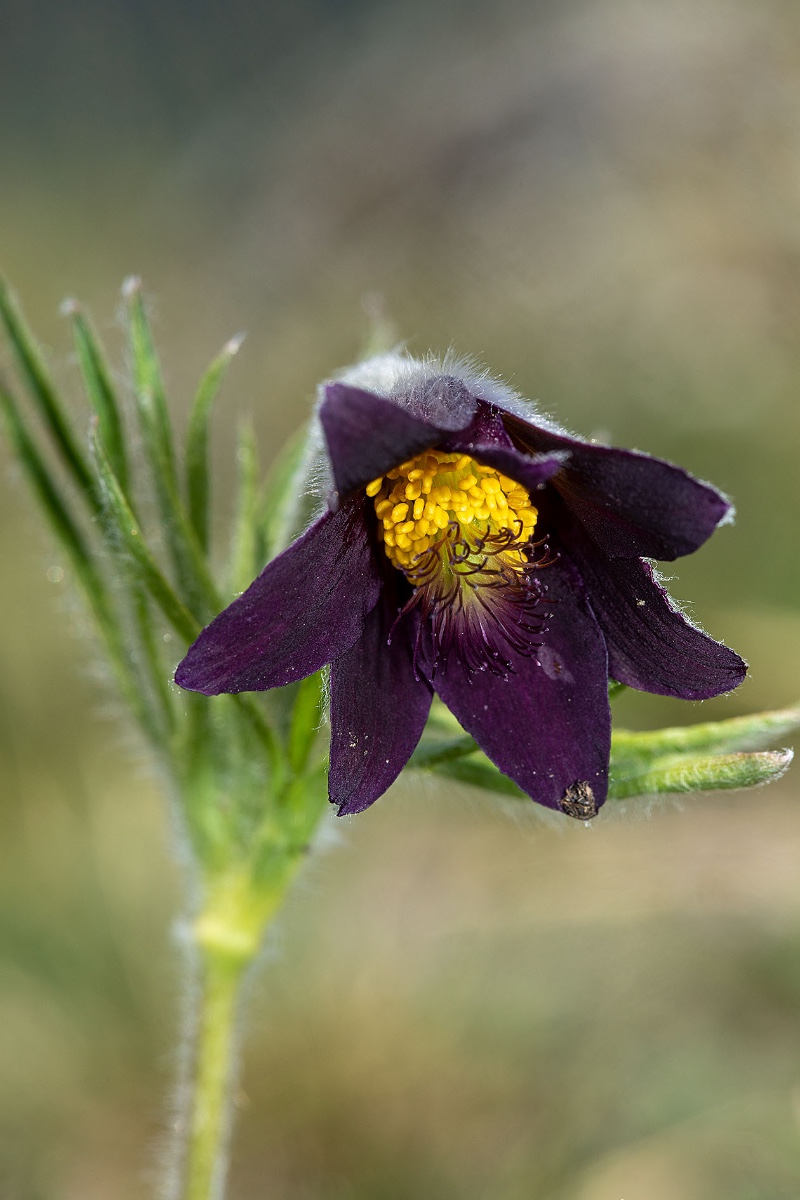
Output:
top-left (0, 276), bottom-right (97, 508)
top-left (65, 299), bottom-right (129, 493)
top-left (258, 421), bottom-right (321, 563)
top-left (122, 278), bottom-right (221, 622)
top-left (287, 673), bottom-right (324, 777)
top-left (612, 705), bottom-right (800, 765)
top-left (89, 420), bottom-right (200, 644)
top-left (227, 422), bottom-right (260, 598)
top-left (123, 276), bottom-right (177, 485)
top-left (609, 750), bottom-right (793, 800)
top-left (0, 383), bottom-right (161, 740)
top-left (186, 334), bottom-right (244, 551)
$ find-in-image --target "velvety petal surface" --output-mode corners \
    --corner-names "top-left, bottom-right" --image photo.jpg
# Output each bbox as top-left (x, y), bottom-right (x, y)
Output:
top-left (329, 580), bottom-right (432, 815)
top-left (501, 410), bottom-right (730, 560)
top-left (175, 500), bottom-right (381, 694)
top-left (568, 535), bottom-right (747, 699)
top-left (427, 554), bottom-right (611, 814)
top-left (320, 381), bottom-right (476, 501)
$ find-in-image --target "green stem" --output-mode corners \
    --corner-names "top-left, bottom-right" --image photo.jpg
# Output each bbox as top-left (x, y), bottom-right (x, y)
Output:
top-left (179, 864), bottom-right (300, 1200)
top-left (183, 951), bottom-right (246, 1200)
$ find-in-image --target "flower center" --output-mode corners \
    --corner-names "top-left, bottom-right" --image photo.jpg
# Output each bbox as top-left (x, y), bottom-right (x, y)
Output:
top-left (368, 450), bottom-right (538, 575)
top-left (367, 450), bottom-right (544, 673)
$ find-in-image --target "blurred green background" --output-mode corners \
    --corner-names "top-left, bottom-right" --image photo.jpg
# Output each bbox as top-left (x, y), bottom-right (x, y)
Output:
top-left (2, 0), bottom-right (800, 1196)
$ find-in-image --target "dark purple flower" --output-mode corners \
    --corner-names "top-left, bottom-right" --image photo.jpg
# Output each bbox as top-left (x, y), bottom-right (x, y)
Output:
top-left (175, 355), bottom-right (746, 819)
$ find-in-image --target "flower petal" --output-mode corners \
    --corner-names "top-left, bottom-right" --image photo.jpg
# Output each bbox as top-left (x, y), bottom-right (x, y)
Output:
top-left (426, 554), bottom-right (611, 815)
top-left (330, 579), bottom-right (432, 815)
top-left (320, 381), bottom-right (475, 501)
top-left (407, 373), bottom-right (478, 427)
top-left (501, 410), bottom-right (731, 560)
top-left (444, 403), bottom-right (568, 493)
top-left (175, 500), bottom-right (381, 694)
top-left (570, 539), bottom-right (747, 699)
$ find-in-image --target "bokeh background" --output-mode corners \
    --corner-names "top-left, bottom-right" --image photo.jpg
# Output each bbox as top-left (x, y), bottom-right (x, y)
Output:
top-left (2, 0), bottom-right (800, 1196)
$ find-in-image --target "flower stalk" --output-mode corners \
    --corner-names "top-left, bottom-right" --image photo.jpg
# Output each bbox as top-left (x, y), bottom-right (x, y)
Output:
top-left (183, 948), bottom-right (245, 1200)
top-left (0, 275), bottom-right (795, 1199)
top-left (180, 850), bottom-right (312, 1200)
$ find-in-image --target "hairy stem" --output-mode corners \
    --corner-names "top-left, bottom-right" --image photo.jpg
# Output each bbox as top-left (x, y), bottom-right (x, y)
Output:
top-left (182, 950), bottom-right (247, 1200)
top-left (176, 863), bottom-right (301, 1200)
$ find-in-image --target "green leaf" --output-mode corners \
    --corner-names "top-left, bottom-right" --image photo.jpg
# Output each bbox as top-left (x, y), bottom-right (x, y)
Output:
top-left (409, 724), bottom-right (523, 796)
top-left (123, 276), bottom-right (178, 486)
top-left (612, 704), bottom-right (800, 765)
top-left (131, 585), bottom-right (177, 736)
top-left (251, 760), bottom-right (329, 882)
top-left (90, 420), bottom-right (200, 644)
top-left (232, 695), bottom-right (284, 781)
top-left (287, 673), bottom-right (324, 776)
top-left (0, 383), bottom-right (94, 580)
top-left (409, 735), bottom-right (479, 770)
top-left (258, 422), bottom-right (321, 562)
top-left (123, 278), bottom-right (220, 622)
top-left (0, 383), bottom-right (159, 740)
top-left (186, 334), bottom-right (244, 551)
top-left (423, 698), bottom-right (469, 736)
top-left (609, 749), bottom-right (793, 800)
top-left (426, 756), bottom-right (526, 798)
top-left (64, 299), bottom-right (129, 493)
top-left (0, 276), bottom-right (97, 509)
top-left (227, 422), bottom-right (260, 598)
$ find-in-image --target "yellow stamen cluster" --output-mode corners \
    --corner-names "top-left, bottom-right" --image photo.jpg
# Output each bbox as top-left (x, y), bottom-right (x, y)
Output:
top-left (367, 449), bottom-right (538, 579)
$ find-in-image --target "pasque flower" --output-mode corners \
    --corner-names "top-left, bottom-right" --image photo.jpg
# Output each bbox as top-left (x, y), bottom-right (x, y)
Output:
top-left (175, 355), bottom-right (746, 818)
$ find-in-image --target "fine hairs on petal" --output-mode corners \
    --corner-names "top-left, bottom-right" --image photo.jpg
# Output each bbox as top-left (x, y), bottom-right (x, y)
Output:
top-left (647, 562), bottom-right (745, 678)
top-left (716, 494), bottom-right (736, 527)
top-left (304, 439), bottom-right (335, 506)
top-left (329, 349), bottom-right (567, 432)
top-left (282, 418), bottom-right (331, 528)
top-left (649, 561), bottom-right (732, 644)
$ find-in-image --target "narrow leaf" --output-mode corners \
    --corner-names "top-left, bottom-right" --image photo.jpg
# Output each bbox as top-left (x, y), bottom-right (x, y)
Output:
top-left (258, 422), bottom-right (321, 562)
top-left (0, 384), bottom-right (159, 740)
top-left (409, 735), bottom-right (479, 770)
top-left (0, 384), bottom-right (94, 578)
top-left (186, 333), bottom-right (244, 550)
top-left (612, 704), bottom-right (800, 764)
top-left (227, 422), bottom-right (259, 598)
top-left (123, 276), bottom-right (177, 485)
top-left (90, 421), bottom-right (199, 644)
top-left (609, 750), bottom-right (793, 800)
top-left (233, 694), bottom-right (283, 780)
top-left (424, 697), bottom-right (468, 736)
top-left (122, 279), bottom-right (220, 622)
top-left (287, 673), bottom-right (324, 776)
top-left (0, 277), bottom-right (97, 508)
top-left (64, 299), bottom-right (129, 492)
top-left (131, 586), bottom-right (177, 736)
top-left (427, 756), bottom-right (526, 798)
